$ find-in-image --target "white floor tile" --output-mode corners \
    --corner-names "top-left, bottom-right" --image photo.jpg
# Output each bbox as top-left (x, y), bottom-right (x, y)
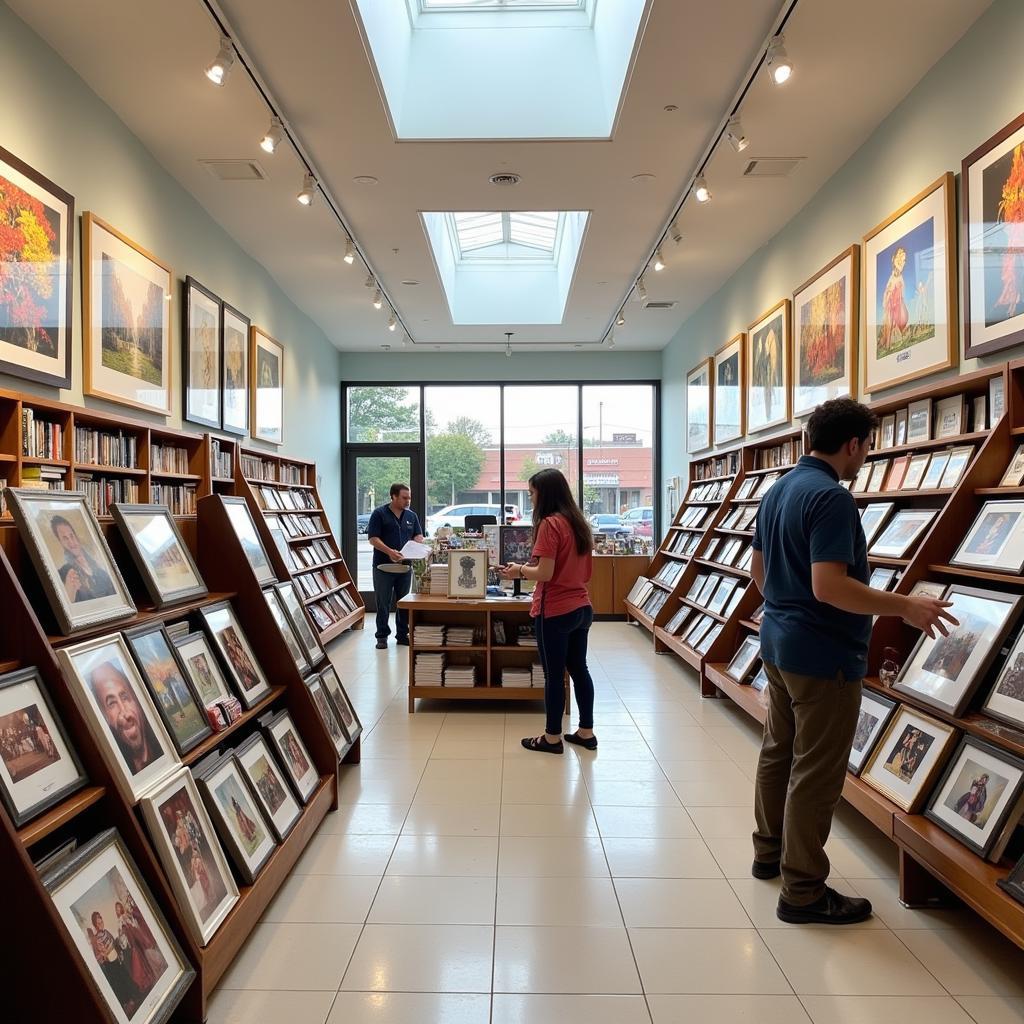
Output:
top-left (369, 875), bottom-right (496, 925)
top-left (603, 837), bottom-right (722, 878)
top-left (647, 994), bottom-right (810, 1023)
top-left (615, 877), bottom-right (751, 928)
top-left (895, 927), bottom-right (1024, 997)
top-left (954, 997), bottom-right (1024, 1023)
top-left (592, 804), bottom-right (699, 839)
top-left (402, 802), bottom-right (501, 836)
top-left (492, 994), bottom-right (651, 1024)
top-left (498, 836), bottom-right (609, 877)
top-left (496, 875), bottom-right (624, 927)
top-left (293, 832), bottom-right (397, 876)
top-left (262, 873), bottom-right (380, 924)
top-left (207, 990), bottom-right (335, 1024)
top-left (386, 835), bottom-right (499, 876)
top-left (326, 993), bottom-right (491, 1024)
top-left (799, 995), bottom-right (974, 1024)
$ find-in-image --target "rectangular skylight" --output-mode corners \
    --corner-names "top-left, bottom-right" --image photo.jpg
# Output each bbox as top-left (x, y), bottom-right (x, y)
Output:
top-left (509, 212), bottom-right (559, 251)
top-left (420, 1), bottom-right (585, 10)
top-left (450, 212), bottom-right (561, 259)
top-left (452, 212), bottom-right (504, 252)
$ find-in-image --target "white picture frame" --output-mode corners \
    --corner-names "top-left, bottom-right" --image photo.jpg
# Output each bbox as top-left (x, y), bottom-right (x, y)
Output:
top-left (951, 500), bottom-right (1024, 574)
top-left (868, 509), bottom-right (937, 559)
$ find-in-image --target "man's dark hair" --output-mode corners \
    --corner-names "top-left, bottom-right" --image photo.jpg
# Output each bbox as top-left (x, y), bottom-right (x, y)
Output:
top-left (389, 483), bottom-right (410, 498)
top-left (807, 398), bottom-right (877, 454)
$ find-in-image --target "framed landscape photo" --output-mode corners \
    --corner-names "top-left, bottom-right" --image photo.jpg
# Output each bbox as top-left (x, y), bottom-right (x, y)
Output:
top-left (234, 733), bottom-right (301, 842)
top-left (449, 549), bottom-right (487, 599)
top-left (173, 631), bottom-right (234, 709)
top-left (921, 451), bottom-right (950, 490)
top-left (868, 508), bottom-right (937, 559)
top-left (686, 358), bottom-right (713, 454)
top-left (221, 302), bottom-right (250, 436)
top-left (862, 173), bottom-right (958, 393)
top-left (848, 689), bottom-right (898, 776)
top-left (983, 627), bottom-right (1024, 729)
top-left (220, 496), bottom-right (276, 585)
top-left (82, 212), bottom-right (172, 416)
top-left (713, 334), bottom-right (745, 445)
top-left (183, 277), bottom-right (221, 430)
top-left (951, 500), bottom-right (1024, 574)
top-left (276, 581), bottom-right (325, 666)
top-left (0, 144), bottom-right (74, 388)
top-left (319, 664), bottom-right (362, 743)
top-left (264, 709), bottom-right (319, 804)
top-left (250, 325), bottom-right (284, 445)
top-left (746, 299), bottom-right (791, 434)
top-left (199, 601), bottom-right (273, 709)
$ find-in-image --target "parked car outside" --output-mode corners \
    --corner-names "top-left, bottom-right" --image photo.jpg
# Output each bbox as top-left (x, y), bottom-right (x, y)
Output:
top-left (620, 506), bottom-right (654, 537)
top-left (356, 512), bottom-right (372, 534)
top-left (589, 513), bottom-right (633, 539)
top-left (426, 503), bottom-right (518, 534)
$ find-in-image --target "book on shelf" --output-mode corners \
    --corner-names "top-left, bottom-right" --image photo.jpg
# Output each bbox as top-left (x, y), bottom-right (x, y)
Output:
top-left (73, 426), bottom-right (138, 468)
top-left (150, 442), bottom-right (191, 475)
top-left (753, 438), bottom-right (800, 469)
top-left (211, 439), bottom-right (233, 479)
top-left (19, 465), bottom-right (67, 491)
top-left (21, 407), bottom-right (63, 459)
top-left (279, 463), bottom-right (303, 485)
top-left (76, 473), bottom-right (140, 516)
top-left (150, 481), bottom-right (197, 515)
top-left (241, 453), bottom-right (278, 481)
top-left (693, 452), bottom-right (739, 480)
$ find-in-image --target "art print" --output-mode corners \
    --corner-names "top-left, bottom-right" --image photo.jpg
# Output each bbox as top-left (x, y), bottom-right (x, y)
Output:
top-left (173, 632), bottom-right (233, 709)
top-left (251, 325), bottom-right (284, 445)
top-left (307, 675), bottom-right (347, 756)
top-left (448, 549), bottom-right (487, 599)
top-left (183, 277), bottom-right (221, 429)
top-left (277, 581), bottom-right (325, 664)
top-left (848, 690), bottom-right (897, 775)
top-left (265, 710), bottom-right (319, 803)
top-left (200, 602), bottom-right (272, 708)
top-left (686, 358), bottom-right (713, 454)
top-left (983, 629), bottom-right (1024, 729)
top-left (951, 500), bottom-right (1024, 573)
top-left (1000, 445), bottom-right (1024, 487)
top-left (221, 497), bottom-right (275, 585)
top-left (713, 334), bottom-right (744, 445)
top-left (235, 734), bottom-right (301, 841)
top-left (264, 587), bottom-right (309, 675)
top-left (746, 300), bottom-right (791, 433)
top-left (906, 398), bottom-right (932, 443)
top-left (221, 303), bottom-right (249, 436)
top-left (868, 509), bottom-right (936, 558)
top-left (319, 665), bottom-right (362, 742)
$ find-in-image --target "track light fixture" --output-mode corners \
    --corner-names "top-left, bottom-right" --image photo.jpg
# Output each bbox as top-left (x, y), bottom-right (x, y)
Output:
top-left (505, 332), bottom-right (513, 358)
top-left (372, 288), bottom-right (383, 310)
top-left (694, 174), bottom-right (712, 203)
top-left (296, 173), bottom-right (316, 206)
top-left (343, 238), bottom-right (355, 265)
top-left (608, 331), bottom-right (616, 350)
top-left (205, 37), bottom-right (235, 86)
top-left (616, 308), bottom-right (626, 327)
top-left (387, 312), bottom-right (397, 331)
top-left (765, 34), bottom-right (793, 85)
top-left (670, 222), bottom-right (683, 245)
top-left (260, 117), bottom-right (283, 154)
top-left (636, 275), bottom-right (648, 302)
top-left (653, 248), bottom-right (665, 272)
top-left (726, 116), bottom-right (749, 153)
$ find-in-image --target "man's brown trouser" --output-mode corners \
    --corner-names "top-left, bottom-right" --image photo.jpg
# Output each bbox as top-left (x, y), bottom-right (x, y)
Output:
top-left (752, 661), bottom-right (862, 906)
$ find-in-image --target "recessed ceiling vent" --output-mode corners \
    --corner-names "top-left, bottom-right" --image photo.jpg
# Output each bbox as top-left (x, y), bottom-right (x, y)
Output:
top-left (489, 172), bottom-right (521, 186)
top-left (742, 157), bottom-right (804, 178)
top-left (643, 300), bottom-right (677, 310)
top-left (199, 159), bottom-right (267, 181)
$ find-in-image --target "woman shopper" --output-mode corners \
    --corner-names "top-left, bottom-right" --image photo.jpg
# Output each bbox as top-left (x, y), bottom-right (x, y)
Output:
top-left (499, 468), bottom-right (597, 754)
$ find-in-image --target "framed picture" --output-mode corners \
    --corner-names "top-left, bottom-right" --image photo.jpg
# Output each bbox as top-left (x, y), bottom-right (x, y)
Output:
top-left (139, 767), bottom-right (238, 946)
top-left (973, 395), bottom-right (987, 432)
top-left (183, 277), bottom-right (221, 429)
top-left (982, 626), bottom-right (1024, 729)
top-left (0, 667), bottom-right (86, 827)
top-left (894, 584), bottom-right (1022, 717)
top-left (907, 398), bottom-right (932, 443)
top-left (903, 453), bottom-right (931, 491)
top-left (934, 394), bottom-right (965, 438)
top-left (124, 624), bottom-right (211, 756)
top-left (713, 334), bottom-right (745, 445)
top-left (939, 446), bottom-right (974, 489)
top-left (866, 459), bottom-right (889, 493)
top-left (319, 664), bottom-right (362, 743)
top-left (708, 577), bottom-right (739, 616)
top-left (264, 709), bottom-right (319, 804)
top-left (792, 246), bottom-right (859, 419)
top-left (263, 586), bottom-right (310, 675)
top-left (725, 636), bottom-right (761, 683)
top-left (449, 549), bottom-right (487, 599)
top-left (276, 581), bottom-right (325, 665)
top-left (894, 409), bottom-right (908, 447)
top-left (234, 733), bottom-right (301, 841)
top-left (305, 674), bottom-right (348, 758)
top-left (746, 299), bottom-right (791, 434)
top-left (0, 145), bottom-right (74, 388)
top-left (851, 464), bottom-right (871, 493)
top-left (220, 497), bottom-right (276, 585)
top-left (991, 376), bottom-right (1006, 424)
top-left (883, 455), bottom-right (910, 492)
top-left (920, 452), bottom-right (950, 490)
top-left (41, 828), bottom-right (193, 1024)
top-left (910, 580), bottom-right (947, 600)
top-left (686, 358), bottom-right (713, 454)
top-left (880, 414), bottom-right (896, 450)
top-left (173, 631), bottom-right (234, 709)
top-left (6, 489), bottom-right (136, 635)
top-left (925, 736), bottom-right (1024, 859)
top-left (250, 325), bottom-right (284, 445)
top-left (848, 689), bottom-right (897, 775)
top-left (1000, 445), bottom-right (1024, 487)
top-left (221, 302), bottom-right (250, 436)
top-left (195, 753), bottom-right (276, 884)
top-left (963, 113), bottom-right (1024, 357)
top-left (82, 212), bottom-right (172, 416)
top-left (998, 852), bottom-right (1024, 907)
top-left (868, 567), bottom-right (897, 591)
top-left (868, 508), bottom-right (937, 559)
top-left (199, 601), bottom-right (273, 709)
top-left (860, 704), bottom-right (957, 812)
top-left (695, 624), bottom-right (722, 656)
top-left (58, 633), bottom-right (180, 804)
top-left (951, 500), bottom-right (1024, 574)
top-left (862, 173), bottom-right (958, 393)
top-left (110, 504), bottom-right (207, 609)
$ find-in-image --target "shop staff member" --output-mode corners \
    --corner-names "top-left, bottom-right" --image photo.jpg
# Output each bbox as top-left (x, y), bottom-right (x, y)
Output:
top-left (750, 397), bottom-right (956, 925)
top-left (367, 483), bottom-right (424, 649)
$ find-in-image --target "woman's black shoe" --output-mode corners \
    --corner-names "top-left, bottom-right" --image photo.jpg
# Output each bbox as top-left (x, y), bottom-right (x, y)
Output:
top-left (564, 731), bottom-right (598, 750)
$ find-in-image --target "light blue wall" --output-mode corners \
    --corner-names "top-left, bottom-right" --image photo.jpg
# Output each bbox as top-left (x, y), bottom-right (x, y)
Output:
top-left (1, 4), bottom-right (343, 530)
top-left (662, 0), bottom-right (1024, 523)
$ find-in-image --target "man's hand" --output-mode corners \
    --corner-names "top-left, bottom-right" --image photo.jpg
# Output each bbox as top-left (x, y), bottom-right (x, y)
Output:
top-left (388, 548), bottom-right (405, 563)
top-left (901, 596), bottom-right (958, 639)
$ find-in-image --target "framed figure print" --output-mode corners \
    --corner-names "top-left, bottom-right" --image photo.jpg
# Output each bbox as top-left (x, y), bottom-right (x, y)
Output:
top-left (903, 453), bottom-right (931, 491)
top-left (906, 398), bottom-right (932, 443)
top-left (320, 664), bottom-right (362, 743)
top-left (173, 631), bottom-right (234, 709)
top-left (110, 504), bottom-right (207, 608)
top-left (306, 674), bottom-right (348, 758)
top-left (939, 446), bottom-right (974, 489)
top-left (951, 500), bottom-right (1024, 574)
top-left (6, 489), bottom-right (136, 635)
top-left (0, 145), bottom-right (74, 388)
top-left (1000, 444), bottom-right (1024, 487)
top-left (199, 601), bottom-right (272, 708)
top-left (276, 581), bottom-right (325, 665)
top-left (725, 636), bottom-right (761, 683)
top-left (250, 325), bottom-right (284, 445)
top-left (713, 334), bottom-right (745, 445)
top-left (183, 277), bottom-right (221, 430)
top-left (934, 394), bottom-right (965, 438)
top-left (792, 246), bottom-right (859, 419)
top-left (220, 496), bottom-right (276, 585)
top-left (686, 358), bottom-right (713, 454)
top-left (234, 733), bottom-right (301, 841)
top-left (868, 508), bottom-right (937, 559)
top-left (0, 667), bottom-right (86, 827)
top-left (866, 459), bottom-right (890, 493)
top-left (745, 299), bottom-right (791, 434)
top-left (140, 768), bottom-right (238, 946)
top-left (41, 828), bottom-right (194, 1024)
top-left (862, 173), bottom-right (958, 393)
top-left (82, 212), bottom-right (172, 416)
top-left (264, 710), bottom-right (319, 803)
top-left (848, 690), bottom-right (897, 776)
top-left (221, 302), bottom-right (250, 436)
top-left (449, 549), bottom-right (487, 599)
top-left (983, 627), bottom-right (1024, 730)
top-left (263, 586), bottom-right (309, 675)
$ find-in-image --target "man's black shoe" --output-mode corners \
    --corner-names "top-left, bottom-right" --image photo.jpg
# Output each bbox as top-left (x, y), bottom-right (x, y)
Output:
top-left (396, 636), bottom-right (410, 646)
top-left (375, 639), bottom-right (387, 649)
top-left (751, 859), bottom-right (781, 880)
top-left (776, 886), bottom-right (872, 925)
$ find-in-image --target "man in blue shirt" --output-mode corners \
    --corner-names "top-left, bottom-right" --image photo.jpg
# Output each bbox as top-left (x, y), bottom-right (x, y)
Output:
top-left (366, 483), bottom-right (424, 649)
top-left (750, 398), bottom-right (955, 924)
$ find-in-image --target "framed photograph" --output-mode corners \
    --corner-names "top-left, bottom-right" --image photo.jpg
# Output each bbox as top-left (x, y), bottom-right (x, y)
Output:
top-left (6, 489), bottom-right (136, 635)
top-left (713, 334), bottom-right (745, 445)
top-left (934, 394), bottom-right (965, 438)
top-left (880, 414), bottom-right (896, 450)
top-left (848, 690), bottom-right (898, 775)
top-left (306, 673), bottom-right (348, 757)
top-left (973, 395), bottom-right (987, 432)
top-left (868, 567), bottom-right (898, 591)
top-left (921, 452), bottom-right (950, 490)
top-left (907, 398), bottom-right (932, 443)
top-left (851, 464), bottom-right (872, 493)
top-left (221, 302), bottom-right (250, 436)
top-left (82, 212), bottom-right (172, 416)
top-left (264, 710), bottom-right (319, 804)
top-left (724, 635), bottom-right (761, 683)
top-left (263, 586), bottom-right (309, 675)
top-left (695, 624), bottom-right (722, 656)
top-left (58, 633), bottom-right (180, 804)
top-left (746, 299), bottom-right (791, 434)
top-left (0, 145), bottom-right (74, 388)
top-left (448, 549), bottom-right (487, 599)
top-left (199, 601), bottom-right (273, 709)
top-left (41, 828), bottom-right (193, 1024)
top-left (234, 733), bottom-right (301, 842)
top-left (173, 632), bottom-right (234, 709)
top-left (664, 606), bottom-right (691, 636)
top-left (868, 508), bottom-right (937, 559)
top-left (951, 500), bottom-right (1024, 574)
top-left (183, 277), bottom-right (221, 429)
top-left (926, 736), bottom-right (1024, 859)
top-left (894, 584), bottom-right (1022, 717)
top-left (999, 445), bottom-right (1024, 487)
top-left (792, 245), bottom-right (859, 419)
top-left (0, 667), bottom-right (86, 827)
top-left (866, 459), bottom-right (890, 493)
top-left (862, 173), bottom-right (958, 393)
top-left (124, 624), bottom-right (211, 756)
top-left (860, 705), bottom-right (957, 812)
top-left (991, 376), bottom-right (1006, 424)
top-left (140, 767), bottom-right (238, 945)
top-left (910, 580), bottom-right (947, 600)
top-left (110, 504), bottom-right (207, 609)
top-left (883, 455), bottom-right (910, 492)
top-left (903, 453), bottom-right (931, 491)
top-left (686, 358), bottom-right (713, 454)
top-left (983, 627), bottom-right (1024, 729)
top-left (250, 325), bottom-right (284, 445)
top-left (276, 581), bottom-right (326, 665)
top-left (894, 409), bottom-right (909, 447)
top-left (998, 852), bottom-right (1024, 906)
top-left (195, 753), bottom-right (276, 884)
top-left (708, 576), bottom-right (739, 616)
top-left (684, 615), bottom-right (715, 649)
top-left (220, 496), bottom-right (276, 585)
top-left (939, 446), bottom-right (974, 489)
top-left (320, 665), bottom-right (362, 743)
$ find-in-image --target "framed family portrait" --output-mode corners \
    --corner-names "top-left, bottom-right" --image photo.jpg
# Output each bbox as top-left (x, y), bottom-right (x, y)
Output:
top-left (713, 334), bottom-right (745, 445)
top-left (983, 626), bottom-right (1024, 729)
top-left (251, 325), bottom-right (284, 445)
top-left (277, 581), bottom-right (325, 666)
top-left (306, 673), bottom-right (348, 758)
top-left (848, 690), bottom-right (898, 776)
top-left (234, 733), bottom-right (301, 842)
top-left (868, 508), bottom-right (937, 559)
top-left (448, 549), bottom-right (487, 599)
top-left (264, 709), bottom-right (319, 804)
top-left (686, 358), bottom-right (713, 454)
top-left (320, 664), bottom-right (362, 743)
top-left (221, 302), bottom-right (250, 436)
top-left (173, 631), bottom-right (234, 709)
top-left (263, 586), bottom-right (310, 675)
top-left (792, 245), bottom-right (859, 418)
top-left (220, 496), bottom-right (276, 585)
top-left (746, 299), bottom-right (791, 434)
top-left (183, 277), bottom-right (222, 430)
top-left (6, 489), bottom-right (136, 635)
top-left (862, 174), bottom-right (958, 393)
top-left (199, 601), bottom-right (273, 709)
top-left (951, 500), bottom-right (1024, 574)
top-left (82, 212), bottom-right (172, 416)
top-left (0, 145), bottom-right (74, 388)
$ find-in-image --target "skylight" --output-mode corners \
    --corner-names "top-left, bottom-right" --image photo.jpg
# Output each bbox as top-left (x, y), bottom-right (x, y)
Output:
top-left (420, 0), bottom-right (584, 9)
top-left (451, 212), bottom-right (561, 257)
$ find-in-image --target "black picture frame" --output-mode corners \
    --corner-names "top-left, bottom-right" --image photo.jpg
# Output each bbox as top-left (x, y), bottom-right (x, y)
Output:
top-left (220, 301), bottom-right (250, 437)
top-left (997, 851), bottom-right (1024, 907)
top-left (183, 276), bottom-right (222, 430)
top-left (319, 664), bottom-right (362, 743)
top-left (262, 709), bottom-right (319, 804)
top-left (847, 689), bottom-right (898, 776)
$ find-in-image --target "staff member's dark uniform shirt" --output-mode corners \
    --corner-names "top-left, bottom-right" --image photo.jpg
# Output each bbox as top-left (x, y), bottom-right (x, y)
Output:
top-left (752, 455), bottom-right (871, 681)
top-left (366, 504), bottom-right (423, 568)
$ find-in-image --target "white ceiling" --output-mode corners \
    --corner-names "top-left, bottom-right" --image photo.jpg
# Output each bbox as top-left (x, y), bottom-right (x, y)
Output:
top-left (9, 0), bottom-right (990, 353)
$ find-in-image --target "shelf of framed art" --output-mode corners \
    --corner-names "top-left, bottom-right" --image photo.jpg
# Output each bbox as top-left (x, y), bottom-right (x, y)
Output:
top-left (652, 628), bottom-right (705, 672)
top-left (292, 558), bottom-right (344, 575)
top-left (715, 527), bottom-right (754, 539)
top-left (17, 784), bottom-right (107, 848)
top-left (704, 661), bottom-right (768, 725)
top-left (318, 606), bottom-right (365, 644)
top-left (694, 558), bottom-right (752, 579)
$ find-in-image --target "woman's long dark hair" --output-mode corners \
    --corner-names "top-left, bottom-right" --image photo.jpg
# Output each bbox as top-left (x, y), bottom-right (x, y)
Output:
top-left (529, 468), bottom-right (593, 555)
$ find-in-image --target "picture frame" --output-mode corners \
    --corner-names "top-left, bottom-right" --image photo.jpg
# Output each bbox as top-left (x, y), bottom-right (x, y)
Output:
top-left (910, 580), bottom-right (947, 600)
top-left (708, 576), bottom-right (739, 617)
top-left (982, 625), bottom-right (1024, 730)
top-left (305, 673), bottom-right (348, 758)
top-left (883, 455), bottom-right (910, 492)
top-left (319, 666), bottom-right (362, 742)
top-left (894, 408), bottom-right (909, 447)
top-left (973, 394), bottom-right (987, 433)
top-left (713, 334), bottom-right (745, 445)
top-left (866, 459), bottom-right (890, 493)
top-left (0, 666), bottom-right (87, 827)
top-left (880, 414), bottom-right (896, 450)
top-left (173, 631), bottom-right (234, 710)
top-left (219, 496), bottom-right (276, 585)
top-left (199, 601), bottom-right (273, 709)
top-left (686, 358), bottom-right (713, 454)
top-left (868, 567), bottom-right (898, 591)
top-left (263, 586), bottom-right (310, 675)
top-left (250, 325), bottom-right (284, 445)
top-left (934, 394), bottom-right (965, 438)
top-left (906, 398), bottom-right (932, 443)
top-left (82, 212), bottom-right (172, 416)
top-left (939, 446), bottom-right (974, 489)
top-left (41, 828), bottom-right (194, 1024)
top-left (954, 500), bottom-right (1024, 575)
top-left (221, 302), bottom-right (250, 437)
top-left (139, 767), bottom-right (238, 946)
top-left (868, 508), bottom-right (937, 559)
top-left (991, 375), bottom-right (1006, 424)
top-left (745, 299), bottom-right (792, 434)
top-left (263, 709), bottom-right (320, 804)
top-left (903, 453), bottom-right (931, 491)
top-left (997, 851), bottom-right (1024, 907)
top-left (234, 733), bottom-right (301, 842)
top-left (999, 445), bottom-right (1024, 488)
top-left (848, 689), bottom-right (898, 775)
top-left (792, 245), bottom-right (859, 419)
top-left (920, 451), bottom-right (950, 490)
top-left (724, 635), bottom-right (761, 683)
top-left (276, 581), bottom-right (326, 665)
top-left (448, 549), bottom-right (487, 599)
top-left (0, 144), bottom-right (74, 388)
top-left (5, 489), bottom-right (136, 635)
top-left (183, 277), bottom-right (222, 430)
top-left (110, 504), bottom-right (207, 609)
top-left (851, 464), bottom-right (871, 493)
top-left (695, 624), bottom-right (722, 656)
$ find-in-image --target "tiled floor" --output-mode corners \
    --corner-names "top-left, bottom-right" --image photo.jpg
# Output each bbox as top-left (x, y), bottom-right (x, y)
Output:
top-left (209, 623), bottom-right (1024, 1024)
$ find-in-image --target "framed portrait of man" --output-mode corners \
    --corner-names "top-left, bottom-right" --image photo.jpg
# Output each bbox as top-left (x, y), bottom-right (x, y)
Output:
top-left (951, 500), bottom-right (1024, 574)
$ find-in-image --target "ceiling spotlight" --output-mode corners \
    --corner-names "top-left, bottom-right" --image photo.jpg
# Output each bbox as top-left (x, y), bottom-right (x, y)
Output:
top-left (205, 37), bottom-right (235, 86)
top-left (765, 34), bottom-right (793, 85)
top-left (653, 248), bottom-right (666, 272)
top-left (260, 117), bottom-right (284, 154)
top-left (372, 288), bottom-right (383, 310)
top-left (616, 309), bottom-right (626, 327)
top-left (296, 173), bottom-right (316, 206)
top-left (726, 116), bottom-right (749, 153)
top-left (608, 334), bottom-right (616, 350)
top-left (401, 337), bottom-right (408, 349)
top-left (670, 222), bottom-right (683, 244)
top-left (343, 238), bottom-right (355, 265)
top-left (694, 174), bottom-right (712, 203)
top-left (387, 312), bottom-right (397, 332)
top-left (636, 276), bottom-right (648, 302)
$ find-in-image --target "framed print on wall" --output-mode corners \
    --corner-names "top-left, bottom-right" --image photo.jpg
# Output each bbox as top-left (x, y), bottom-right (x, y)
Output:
top-left (221, 302), bottom-right (250, 436)
top-left (82, 212), bottom-right (172, 416)
top-left (792, 245), bottom-right (859, 418)
top-left (0, 144), bottom-right (74, 388)
top-left (686, 358), bottom-right (713, 454)
top-left (250, 325), bottom-right (284, 445)
top-left (746, 299), bottom-right (791, 434)
top-left (183, 276), bottom-right (222, 430)
top-left (862, 173), bottom-right (957, 393)
top-left (713, 333), bottom-right (745, 445)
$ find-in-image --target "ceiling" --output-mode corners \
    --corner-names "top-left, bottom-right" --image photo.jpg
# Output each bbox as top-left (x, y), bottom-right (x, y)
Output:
top-left (9, 0), bottom-right (990, 353)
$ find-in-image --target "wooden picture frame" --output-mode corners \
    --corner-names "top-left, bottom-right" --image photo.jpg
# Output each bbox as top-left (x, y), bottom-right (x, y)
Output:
top-left (745, 299), bottom-right (791, 434)
top-left (183, 277), bottom-right (222, 430)
top-left (263, 709), bottom-right (319, 804)
top-left (686, 358), bottom-right (714, 454)
top-left (250, 325), bottom-right (284, 445)
top-left (713, 333), bottom-right (745, 445)
top-left (221, 301), bottom-right (250, 437)
top-left (233, 733), bottom-right (301, 842)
